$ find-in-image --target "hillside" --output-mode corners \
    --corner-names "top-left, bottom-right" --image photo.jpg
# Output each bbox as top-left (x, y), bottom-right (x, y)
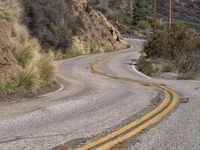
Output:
top-left (0, 0), bottom-right (128, 100)
top-left (142, 0), bottom-right (200, 32)
top-left (88, 0), bottom-right (133, 17)
top-left (0, 1), bottom-right (20, 79)
top-left (89, 0), bottom-right (200, 33)
top-left (22, 0), bottom-right (128, 55)
top-left (88, 0), bottom-right (134, 35)
top-left (0, 0), bottom-right (55, 100)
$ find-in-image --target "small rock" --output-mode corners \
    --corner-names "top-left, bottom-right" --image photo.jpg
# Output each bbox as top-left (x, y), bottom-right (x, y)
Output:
top-left (160, 72), bottom-right (178, 80)
top-left (180, 97), bottom-right (189, 103)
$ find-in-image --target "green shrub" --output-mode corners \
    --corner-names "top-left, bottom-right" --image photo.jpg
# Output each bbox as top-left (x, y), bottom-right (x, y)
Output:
top-left (177, 74), bottom-right (195, 80)
top-left (137, 20), bottom-right (151, 30)
top-left (108, 14), bottom-right (132, 26)
top-left (54, 23), bottom-right (72, 52)
top-left (143, 21), bottom-right (200, 77)
top-left (132, 0), bottom-right (148, 25)
top-left (137, 55), bottom-right (155, 76)
top-left (22, 0), bottom-right (72, 51)
top-left (143, 32), bottom-right (163, 57)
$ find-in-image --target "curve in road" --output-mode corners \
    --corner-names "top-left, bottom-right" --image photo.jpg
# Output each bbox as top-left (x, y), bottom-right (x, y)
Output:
top-left (77, 53), bottom-right (178, 149)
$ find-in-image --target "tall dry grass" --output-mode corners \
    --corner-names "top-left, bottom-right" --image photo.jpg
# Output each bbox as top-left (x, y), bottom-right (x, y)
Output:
top-left (36, 53), bottom-right (55, 86)
top-left (0, 0), bottom-right (55, 98)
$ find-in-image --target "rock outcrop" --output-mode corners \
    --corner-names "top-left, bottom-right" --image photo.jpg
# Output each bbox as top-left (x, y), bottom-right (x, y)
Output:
top-left (88, 0), bottom-right (133, 17)
top-left (68, 0), bottom-right (128, 53)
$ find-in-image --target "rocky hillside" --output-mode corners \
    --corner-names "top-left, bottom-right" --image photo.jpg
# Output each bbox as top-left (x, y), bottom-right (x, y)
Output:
top-left (0, 0), bottom-right (54, 99)
top-left (0, 0), bottom-right (128, 99)
top-left (88, 0), bottom-right (133, 17)
top-left (142, 0), bottom-right (200, 32)
top-left (0, 1), bottom-right (23, 79)
top-left (89, 0), bottom-right (200, 33)
top-left (22, 0), bottom-right (128, 54)
top-left (88, 0), bottom-right (134, 35)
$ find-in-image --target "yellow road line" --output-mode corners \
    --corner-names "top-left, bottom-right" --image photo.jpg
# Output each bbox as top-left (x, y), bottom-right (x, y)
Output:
top-left (96, 91), bottom-right (177, 150)
top-left (77, 55), bottom-right (178, 150)
top-left (77, 90), bottom-right (169, 150)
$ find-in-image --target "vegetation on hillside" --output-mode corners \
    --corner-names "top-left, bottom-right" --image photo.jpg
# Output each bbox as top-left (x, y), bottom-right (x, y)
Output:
top-left (22, 0), bottom-right (72, 52)
top-left (139, 22), bottom-right (200, 78)
top-left (142, 0), bottom-right (200, 32)
top-left (0, 0), bottom-right (55, 100)
top-left (0, 0), bottom-right (128, 100)
top-left (107, 0), bottom-right (151, 35)
top-left (22, 0), bottom-right (127, 56)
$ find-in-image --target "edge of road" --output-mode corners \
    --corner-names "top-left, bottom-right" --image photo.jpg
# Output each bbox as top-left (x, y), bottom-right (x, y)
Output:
top-left (53, 38), bottom-right (180, 150)
top-left (74, 42), bottom-right (179, 149)
top-left (37, 82), bottom-right (65, 98)
top-left (132, 55), bottom-right (152, 79)
top-left (127, 38), bottom-right (200, 83)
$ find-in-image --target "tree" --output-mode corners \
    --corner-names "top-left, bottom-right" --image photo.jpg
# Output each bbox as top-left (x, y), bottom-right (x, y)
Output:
top-left (132, 0), bottom-right (148, 25)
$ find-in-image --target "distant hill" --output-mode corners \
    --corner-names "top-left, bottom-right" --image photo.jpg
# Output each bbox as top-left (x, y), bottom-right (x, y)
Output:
top-left (89, 0), bottom-right (200, 32)
top-left (88, 0), bottom-right (133, 17)
top-left (142, 0), bottom-right (200, 32)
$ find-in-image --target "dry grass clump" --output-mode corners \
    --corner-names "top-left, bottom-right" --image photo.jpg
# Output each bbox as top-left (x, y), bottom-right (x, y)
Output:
top-left (13, 40), bottom-right (35, 67)
top-left (36, 53), bottom-right (55, 86)
top-left (0, 0), bottom-right (55, 98)
top-left (17, 65), bottom-right (39, 94)
top-left (0, 0), bottom-right (21, 23)
top-left (0, 79), bottom-right (17, 96)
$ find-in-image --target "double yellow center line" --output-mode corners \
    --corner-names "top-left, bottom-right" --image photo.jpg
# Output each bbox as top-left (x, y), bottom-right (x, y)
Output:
top-left (77, 56), bottom-right (178, 150)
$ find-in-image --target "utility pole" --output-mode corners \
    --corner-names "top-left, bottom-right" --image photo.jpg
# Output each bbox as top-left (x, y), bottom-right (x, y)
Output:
top-left (168, 0), bottom-right (172, 31)
top-left (153, 0), bottom-right (157, 36)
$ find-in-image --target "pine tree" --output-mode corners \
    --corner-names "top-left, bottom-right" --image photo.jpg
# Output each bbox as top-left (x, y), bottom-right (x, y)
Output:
top-left (132, 0), bottom-right (148, 25)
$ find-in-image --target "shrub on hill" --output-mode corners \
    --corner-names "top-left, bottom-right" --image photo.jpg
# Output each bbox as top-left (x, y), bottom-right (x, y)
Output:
top-left (143, 21), bottom-right (200, 77)
top-left (22, 0), bottom-right (72, 51)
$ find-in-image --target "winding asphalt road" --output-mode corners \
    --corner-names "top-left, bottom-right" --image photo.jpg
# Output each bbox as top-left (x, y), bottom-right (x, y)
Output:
top-left (0, 39), bottom-right (200, 150)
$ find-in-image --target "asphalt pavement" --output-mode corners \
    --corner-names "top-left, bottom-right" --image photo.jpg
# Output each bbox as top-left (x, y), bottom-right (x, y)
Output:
top-left (0, 39), bottom-right (199, 150)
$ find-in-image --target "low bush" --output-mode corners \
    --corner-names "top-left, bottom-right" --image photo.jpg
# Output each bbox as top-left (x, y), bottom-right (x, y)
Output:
top-left (137, 54), bottom-right (156, 76)
top-left (22, 0), bottom-right (72, 51)
top-left (137, 20), bottom-right (151, 30)
top-left (108, 14), bottom-right (132, 26)
top-left (177, 74), bottom-right (195, 80)
top-left (143, 21), bottom-right (200, 77)
top-left (162, 64), bottom-right (173, 73)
